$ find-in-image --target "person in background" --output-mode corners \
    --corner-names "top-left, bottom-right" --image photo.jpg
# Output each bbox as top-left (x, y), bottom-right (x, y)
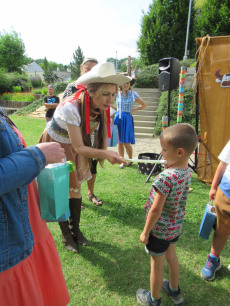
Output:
top-left (44, 84), bottom-right (60, 123)
top-left (63, 57), bottom-right (103, 206)
top-left (123, 55), bottom-right (133, 77)
top-left (0, 108), bottom-right (70, 306)
top-left (39, 62), bottom-right (130, 253)
top-left (201, 140), bottom-right (230, 281)
top-left (136, 124), bottom-right (198, 306)
top-left (112, 78), bottom-right (147, 169)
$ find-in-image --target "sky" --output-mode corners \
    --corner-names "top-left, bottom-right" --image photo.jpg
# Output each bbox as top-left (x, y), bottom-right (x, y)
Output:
top-left (0, 0), bottom-right (153, 66)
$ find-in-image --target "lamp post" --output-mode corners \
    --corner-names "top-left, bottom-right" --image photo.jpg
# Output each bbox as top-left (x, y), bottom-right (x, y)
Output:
top-left (116, 51), bottom-right (118, 72)
top-left (183, 0), bottom-right (192, 60)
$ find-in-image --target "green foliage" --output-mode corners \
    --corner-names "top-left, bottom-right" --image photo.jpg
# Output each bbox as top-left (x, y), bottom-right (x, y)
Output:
top-left (154, 88), bottom-right (198, 135)
top-left (30, 76), bottom-right (43, 88)
top-left (53, 82), bottom-right (68, 94)
top-left (180, 58), bottom-right (196, 68)
top-left (41, 87), bottom-right (48, 95)
top-left (196, 0), bottom-right (230, 37)
top-left (32, 89), bottom-right (42, 94)
top-left (14, 98), bottom-right (44, 115)
top-left (137, 0), bottom-right (196, 65)
top-left (0, 92), bottom-right (35, 102)
top-left (70, 46), bottom-right (84, 79)
top-left (0, 30), bottom-right (30, 73)
top-left (12, 86), bottom-right (21, 93)
top-left (0, 68), bottom-right (12, 94)
top-left (36, 58), bottom-right (68, 71)
top-left (133, 64), bottom-right (159, 88)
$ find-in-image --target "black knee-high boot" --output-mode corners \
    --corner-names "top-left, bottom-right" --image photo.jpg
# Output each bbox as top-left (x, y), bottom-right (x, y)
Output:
top-left (69, 198), bottom-right (90, 246)
top-left (58, 220), bottom-right (79, 253)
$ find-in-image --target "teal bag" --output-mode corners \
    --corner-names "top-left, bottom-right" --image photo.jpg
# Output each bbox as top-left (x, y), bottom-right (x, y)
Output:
top-left (37, 162), bottom-right (75, 221)
top-left (46, 209), bottom-right (70, 223)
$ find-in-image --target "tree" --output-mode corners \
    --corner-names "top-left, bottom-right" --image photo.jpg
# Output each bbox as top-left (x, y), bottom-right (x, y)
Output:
top-left (196, 0), bottom-right (230, 37)
top-left (0, 30), bottom-right (30, 73)
top-left (70, 46), bottom-right (84, 79)
top-left (137, 0), bottom-right (196, 65)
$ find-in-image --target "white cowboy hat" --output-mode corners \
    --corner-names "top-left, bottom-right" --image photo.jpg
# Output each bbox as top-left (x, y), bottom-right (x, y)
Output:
top-left (75, 62), bottom-right (132, 87)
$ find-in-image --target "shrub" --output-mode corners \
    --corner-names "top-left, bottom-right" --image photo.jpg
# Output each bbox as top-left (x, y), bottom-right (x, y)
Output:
top-left (41, 87), bottom-right (48, 95)
top-left (53, 82), bottom-right (68, 94)
top-left (153, 88), bottom-right (198, 136)
top-left (0, 92), bottom-right (35, 102)
top-left (32, 89), bottom-right (42, 94)
top-left (13, 86), bottom-right (22, 93)
top-left (133, 64), bottom-right (159, 88)
top-left (180, 58), bottom-right (196, 68)
top-left (30, 76), bottom-right (43, 88)
top-left (0, 69), bottom-right (12, 94)
top-left (7, 72), bottom-right (30, 89)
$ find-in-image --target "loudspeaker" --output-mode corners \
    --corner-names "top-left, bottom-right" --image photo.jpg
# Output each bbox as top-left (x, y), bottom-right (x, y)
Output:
top-left (159, 57), bottom-right (180, 91)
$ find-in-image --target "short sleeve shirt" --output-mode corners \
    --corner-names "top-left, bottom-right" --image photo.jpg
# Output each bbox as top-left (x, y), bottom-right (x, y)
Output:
top-left (44, 95), bottom-right (60, 118)
top-left (145, 168), bottom-right (191, 240)
top-left (116, 90), bottom-right (139, 113)
top-left (218, 140), bottom-right (230, 199)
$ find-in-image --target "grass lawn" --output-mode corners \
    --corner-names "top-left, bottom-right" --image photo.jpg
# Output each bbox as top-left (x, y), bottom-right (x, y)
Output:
top-left (10, 115), bottom-right (230, 306)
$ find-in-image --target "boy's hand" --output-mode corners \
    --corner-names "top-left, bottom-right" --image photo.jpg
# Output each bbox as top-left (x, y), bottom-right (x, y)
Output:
top-left (143, 202), bottom-right (148, 209)
top-left (140, 231), bottom-right (149, 244)
top-left (209, 187), bottom-right (217, 200)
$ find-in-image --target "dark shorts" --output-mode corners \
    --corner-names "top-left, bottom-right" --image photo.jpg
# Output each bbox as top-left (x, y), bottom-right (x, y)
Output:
top-left (145, 233), bottom-right (179, 256)
top-left (90, 159), bottom-right (98, 175)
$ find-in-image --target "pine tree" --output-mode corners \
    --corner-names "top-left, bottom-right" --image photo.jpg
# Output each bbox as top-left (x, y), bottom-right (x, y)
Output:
top-left (70, 46), bottom-right (84, 79)
top-left (137, 0), bottom-right (196, 65)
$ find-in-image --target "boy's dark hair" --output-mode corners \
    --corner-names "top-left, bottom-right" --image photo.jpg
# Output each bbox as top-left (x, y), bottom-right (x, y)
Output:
top-left (160, 123), bottom-right (198, 155)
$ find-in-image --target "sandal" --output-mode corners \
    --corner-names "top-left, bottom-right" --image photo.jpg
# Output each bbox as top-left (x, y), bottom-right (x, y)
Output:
top-left (125, 162), bottom-right (133, 167)
top-left (87, 194), bottom-right (103, 206)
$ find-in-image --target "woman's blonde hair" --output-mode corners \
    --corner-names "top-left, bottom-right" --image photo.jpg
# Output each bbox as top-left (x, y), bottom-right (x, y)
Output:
top-left (80, 83), bottom-right (118, 170)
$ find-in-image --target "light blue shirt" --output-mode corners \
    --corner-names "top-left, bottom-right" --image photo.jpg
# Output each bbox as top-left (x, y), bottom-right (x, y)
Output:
top-left (116, 90), bottom-right (139, 114)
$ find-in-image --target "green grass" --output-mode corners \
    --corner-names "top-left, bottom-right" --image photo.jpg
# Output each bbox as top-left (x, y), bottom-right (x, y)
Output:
top-left (10, 115), bottom-right (230, 306)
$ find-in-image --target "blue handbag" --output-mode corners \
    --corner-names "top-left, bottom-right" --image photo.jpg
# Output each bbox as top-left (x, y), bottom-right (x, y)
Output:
top-left (199, 201), bottom-right (216, 240)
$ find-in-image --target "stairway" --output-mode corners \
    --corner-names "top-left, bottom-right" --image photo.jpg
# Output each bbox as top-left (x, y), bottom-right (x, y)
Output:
top-left (132, 88), bottom-right (161, 138)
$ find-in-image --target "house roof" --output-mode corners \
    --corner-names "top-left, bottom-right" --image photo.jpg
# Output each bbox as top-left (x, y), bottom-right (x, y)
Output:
top-left (25, 62), bottom-right (44, 72)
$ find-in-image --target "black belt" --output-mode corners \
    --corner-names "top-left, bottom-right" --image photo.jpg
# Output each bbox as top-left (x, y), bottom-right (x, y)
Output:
top-left (50, 118), bottom-right (69, 138)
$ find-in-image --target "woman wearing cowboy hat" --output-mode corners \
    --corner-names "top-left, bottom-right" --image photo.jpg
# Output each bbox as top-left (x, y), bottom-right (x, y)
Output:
top-left (112, 78), bottom-right (147, 169)
top-left (40, 62), bottom-right (131, 253)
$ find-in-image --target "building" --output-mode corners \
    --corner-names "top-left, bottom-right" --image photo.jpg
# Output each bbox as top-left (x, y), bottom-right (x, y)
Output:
top-left (53, 68), bottom-right (71, 82)
top-left (24, 62), bottom-right (44, 80)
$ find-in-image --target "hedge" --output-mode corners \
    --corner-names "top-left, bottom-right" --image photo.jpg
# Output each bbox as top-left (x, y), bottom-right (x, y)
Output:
top-left (153, 88), bottom-right (199, 136)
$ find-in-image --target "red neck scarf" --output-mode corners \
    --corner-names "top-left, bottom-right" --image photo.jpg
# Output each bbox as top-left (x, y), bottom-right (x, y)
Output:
top-left (71, 85), bottom-right (111, 138)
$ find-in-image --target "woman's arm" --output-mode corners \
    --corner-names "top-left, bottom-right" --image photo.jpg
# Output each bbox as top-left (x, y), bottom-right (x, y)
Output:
top-left (130, 96), bottom-right (147, 115)
top-left (66, 123), bottom-right (124, 164)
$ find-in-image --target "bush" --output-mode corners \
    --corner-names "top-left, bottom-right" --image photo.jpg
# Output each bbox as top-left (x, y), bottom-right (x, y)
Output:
top-left (30, 76), bottom-right (43, 88)
top-left (133, 64), bottom-right (159, 88)
top-left (41, 87), bottom-right (48, 95)
top-left (0, 69), bottom-right (12, 94)
top-left (13, 86), bottom-right (21, 93)
top-left (53, 82), bottom-right (68, 94)
top-left (153, 88), bottom-right (198, 135)
top-left (133, 59), bottom-right (196, 88)
top-left (32, 89), bottom-right (42, 94)
top-left (7, 72), bottom-right (30, 89)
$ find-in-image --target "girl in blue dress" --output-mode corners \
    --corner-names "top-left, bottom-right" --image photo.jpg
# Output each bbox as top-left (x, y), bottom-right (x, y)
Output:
top-left (113, 79), bottom-right (147, 168)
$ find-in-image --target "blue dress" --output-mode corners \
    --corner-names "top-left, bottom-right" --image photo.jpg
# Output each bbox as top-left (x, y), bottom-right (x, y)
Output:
top-left (113, 90), bottom-right (139, 144)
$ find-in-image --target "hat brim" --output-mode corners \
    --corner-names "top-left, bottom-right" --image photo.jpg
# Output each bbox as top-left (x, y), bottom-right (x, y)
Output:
top-left (75, 74), bottom-right (132, 88)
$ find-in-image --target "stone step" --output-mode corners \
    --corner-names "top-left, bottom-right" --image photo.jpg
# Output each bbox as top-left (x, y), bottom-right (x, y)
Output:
top-left (133, 103), bottom-right (158, 110)
top-left (134, 88), bottom-right (159, 93)
top-left (134, 120), bottom-right (155, 127)
top-left (133, 114), bottom-right (157, 121)
top-left (134, 126), bottom-right (154, 134)
top-left (135, 132), bottom-right (154, 139)
top-left (136, 110), bottom-right (157, 116)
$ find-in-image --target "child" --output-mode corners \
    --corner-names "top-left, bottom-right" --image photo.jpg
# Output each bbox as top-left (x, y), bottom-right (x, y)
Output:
top-left (136, 123), bottom-right (198, 306)
top-left (201, 140), bottom-right (230, 281)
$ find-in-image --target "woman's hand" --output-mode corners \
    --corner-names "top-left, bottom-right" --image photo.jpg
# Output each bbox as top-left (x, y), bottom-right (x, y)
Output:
top-left (105, 150), bottom-right (125, 165)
